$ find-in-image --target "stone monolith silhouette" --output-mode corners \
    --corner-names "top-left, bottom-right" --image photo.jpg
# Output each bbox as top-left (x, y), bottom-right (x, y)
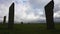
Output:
top-left (8, 3), bottom-right (14, 29)
top-left (3, 16), bottom-right (6, 24)
top-left (44, 0), bottom-right (55, 29)
top-left (21, 22), bottom-right (23, 24)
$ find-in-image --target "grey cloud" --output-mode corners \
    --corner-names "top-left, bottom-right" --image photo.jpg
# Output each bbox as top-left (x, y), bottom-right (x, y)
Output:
top-left (29, 0), bottom-right (51, 9)
top-left (54, 4), bottom-right (60, 13)
top-left (0, 0), bottom-right (14, 3)
top-left (0, 0), bottom-right (60, 23)
top-left (54, 17), bottom-right (60, 22)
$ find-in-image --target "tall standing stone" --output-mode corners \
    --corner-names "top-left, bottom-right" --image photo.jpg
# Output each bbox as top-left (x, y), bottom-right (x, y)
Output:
top-left (8, 3), bottom-right (14, 29)
top-left (3, 16), bottom-right (6, 24)
top-left (44, 0), bottom-right (55, 29)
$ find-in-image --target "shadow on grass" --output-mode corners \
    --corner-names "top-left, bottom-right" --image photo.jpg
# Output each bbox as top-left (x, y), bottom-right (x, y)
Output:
top-left (13, 28), bottom-right (60, 34)
top-left (49, 29), bottom-right (60, 33)
top-left (0, 28), bottom-right (60, 34)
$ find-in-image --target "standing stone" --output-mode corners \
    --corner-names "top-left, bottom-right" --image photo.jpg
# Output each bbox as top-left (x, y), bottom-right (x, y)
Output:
top-left (21, 22), bottom-right (23, 24)
top-left (3, 16), bottom-right (6, 24)
top-left (8, 3), bottom-right (14, 29)
top-left (44, 0), bottom-right (55, 29)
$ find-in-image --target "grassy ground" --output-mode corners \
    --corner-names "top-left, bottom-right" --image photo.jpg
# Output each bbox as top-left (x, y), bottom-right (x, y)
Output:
top-left (0, 23), bottom-right (60, 34)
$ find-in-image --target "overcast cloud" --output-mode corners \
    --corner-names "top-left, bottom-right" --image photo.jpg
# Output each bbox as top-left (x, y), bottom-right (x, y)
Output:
top-left (0, 0), bottom-right (60, 23)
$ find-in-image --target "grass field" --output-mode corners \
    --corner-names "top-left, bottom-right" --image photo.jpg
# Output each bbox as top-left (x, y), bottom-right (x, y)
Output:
top-left (0, 23), bottom-right (60, 34)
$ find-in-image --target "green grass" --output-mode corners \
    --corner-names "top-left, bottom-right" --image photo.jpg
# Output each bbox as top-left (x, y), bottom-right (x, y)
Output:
top-left (0, 23), bottom-right (60, 34)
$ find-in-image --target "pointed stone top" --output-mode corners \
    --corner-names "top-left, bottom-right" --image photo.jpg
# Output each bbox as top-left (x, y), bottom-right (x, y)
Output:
top-left (11, 2), bottom-right (14, 5)
top-left (10, 2), bottom-right (14, 7)
top-left (51, 0), bottom-right (54, 2)
top-left (45, 0), bottom-right (54, 8)
top-left (52, 0), bottom-right (54, 1)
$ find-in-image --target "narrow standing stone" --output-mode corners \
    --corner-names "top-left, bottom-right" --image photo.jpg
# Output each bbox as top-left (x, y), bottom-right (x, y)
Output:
top-left (3, 16), bottom-right (6, 24)
top-left (8, 3), bottom-right (14, 29)
top-left (44, 0), bottom-right (55, 29)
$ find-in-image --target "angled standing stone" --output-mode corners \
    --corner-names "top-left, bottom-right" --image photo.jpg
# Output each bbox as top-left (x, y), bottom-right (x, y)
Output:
top-left (3, 16), bottom-right (6, 24)
top-left (44, 0), bottom-right (55, 29)
top-left (8, 3), bottom-right (14, 29)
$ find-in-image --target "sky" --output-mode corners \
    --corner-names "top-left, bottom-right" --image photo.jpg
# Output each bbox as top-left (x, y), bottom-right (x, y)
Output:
top-left (0, 0), bottom-right (60, 23)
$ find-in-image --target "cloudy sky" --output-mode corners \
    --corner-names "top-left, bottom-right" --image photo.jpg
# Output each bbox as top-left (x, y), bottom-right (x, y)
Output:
top-left (0, 0), bottom-right (60, 23)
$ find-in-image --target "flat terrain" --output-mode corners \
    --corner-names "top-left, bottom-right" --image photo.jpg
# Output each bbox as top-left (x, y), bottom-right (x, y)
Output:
top-left (0, 23), bottom-right (60, 34)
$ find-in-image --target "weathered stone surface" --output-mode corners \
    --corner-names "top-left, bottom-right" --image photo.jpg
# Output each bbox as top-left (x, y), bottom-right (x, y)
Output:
top-left (8, 3), bottom-right (14, 29)
top-left (45, 0), bottom-right (55, 29)
top-left (3, 16), bottom-right (6, 24)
